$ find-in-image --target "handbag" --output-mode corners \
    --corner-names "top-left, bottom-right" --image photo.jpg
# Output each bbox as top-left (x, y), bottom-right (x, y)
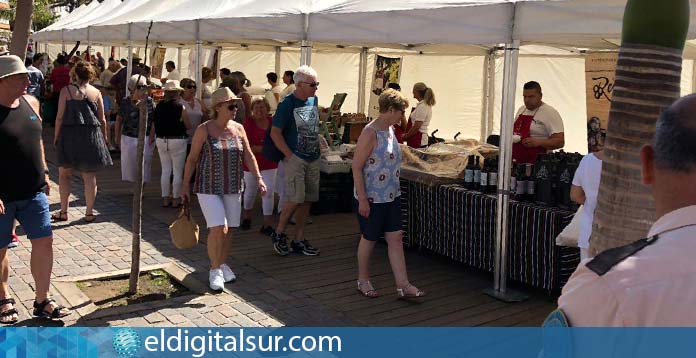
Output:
top-left (556, 205), bottom-right (583, 247)
top-left (169, 197), bottom-right (199, 249)
top-left (262, 126), bottom-right (285, 162)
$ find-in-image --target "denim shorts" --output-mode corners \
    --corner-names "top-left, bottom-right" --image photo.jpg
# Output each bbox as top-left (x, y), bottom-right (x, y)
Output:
top-left (0, 192), bottom-right (52, 248)
top-left (354, 198), bottom-right (402, 241)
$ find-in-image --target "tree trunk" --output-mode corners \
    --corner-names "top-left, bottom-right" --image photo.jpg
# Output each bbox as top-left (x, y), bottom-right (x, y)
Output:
top-left (589, 0), bottom-right (689, 255)
top-left (128, 97), bottom-right (148, 293)
top-left (9, 0), bottom-right (33, 58)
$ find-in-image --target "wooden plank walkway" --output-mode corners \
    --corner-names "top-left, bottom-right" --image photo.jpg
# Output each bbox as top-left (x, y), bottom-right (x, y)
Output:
top-left (42, 127), bottom-right (557, 326)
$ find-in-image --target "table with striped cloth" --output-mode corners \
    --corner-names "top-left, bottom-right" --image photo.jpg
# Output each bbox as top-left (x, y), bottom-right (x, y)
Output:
top-left (400, 179), bottom-right (581, 294)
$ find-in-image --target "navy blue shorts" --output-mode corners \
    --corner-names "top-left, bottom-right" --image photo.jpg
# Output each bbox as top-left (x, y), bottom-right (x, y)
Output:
top-left (0, 192), bottom-right (52, 248)
top-left (354, 199), bottom-right (402, 241)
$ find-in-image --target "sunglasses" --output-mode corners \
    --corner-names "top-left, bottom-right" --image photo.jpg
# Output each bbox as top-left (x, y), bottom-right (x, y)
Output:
top-left (185, 85), bottom-right (196, 89)
top-left (136, 85), bottom-right (148, 90)
top-left (301, 81), bottom-right (320, 88)
top-left (227, 103), bottom-right (238, 111)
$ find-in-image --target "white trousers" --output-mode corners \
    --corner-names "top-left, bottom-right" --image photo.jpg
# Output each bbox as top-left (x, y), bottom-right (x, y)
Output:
top-left (156, 138), bottom-right (187, 198)
top-left (197, 193), bottom-right (242, 228)
top-left (243, 169), bottom-right (277, 216)
top-left (275, 160), bottom-right (285, 213)
top-left (120, 135), bottom-right (154, 183)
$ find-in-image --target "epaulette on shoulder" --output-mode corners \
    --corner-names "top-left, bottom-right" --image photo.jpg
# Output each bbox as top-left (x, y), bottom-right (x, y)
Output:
top-left (586, 236), bottom-right (659, 276)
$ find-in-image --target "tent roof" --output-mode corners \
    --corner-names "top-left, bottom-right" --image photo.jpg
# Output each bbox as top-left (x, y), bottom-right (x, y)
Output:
top-left (33, 0), bottom-right (696, 53)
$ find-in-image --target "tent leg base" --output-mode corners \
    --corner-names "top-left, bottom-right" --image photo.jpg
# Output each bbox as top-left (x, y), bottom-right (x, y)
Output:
top-left (483, 287), bottom-right (530, 303)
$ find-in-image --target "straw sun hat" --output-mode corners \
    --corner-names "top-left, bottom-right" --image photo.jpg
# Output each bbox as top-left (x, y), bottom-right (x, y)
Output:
top-left (211, 87), bottom-right (242, 108)
top-left (0, 55), bottom-right (28, 79)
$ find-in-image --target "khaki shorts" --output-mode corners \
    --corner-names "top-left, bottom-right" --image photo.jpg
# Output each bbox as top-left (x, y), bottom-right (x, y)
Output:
top-left (283, 155), bottom-right (320, 203)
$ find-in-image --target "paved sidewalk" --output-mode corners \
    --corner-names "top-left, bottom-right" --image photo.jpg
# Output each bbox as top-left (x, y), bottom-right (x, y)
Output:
top-left (4, 128), bottom-right (555, 327)
top-left (6, 160), bottom-right (354, 327)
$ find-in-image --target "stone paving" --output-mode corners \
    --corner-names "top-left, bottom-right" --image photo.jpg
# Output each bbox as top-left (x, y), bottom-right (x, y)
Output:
top-left (5, 161), bottom-right (355, 327)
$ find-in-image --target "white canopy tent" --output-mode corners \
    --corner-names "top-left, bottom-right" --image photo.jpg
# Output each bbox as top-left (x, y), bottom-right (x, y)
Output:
top-left (35, 0), bottom-right (696, 297)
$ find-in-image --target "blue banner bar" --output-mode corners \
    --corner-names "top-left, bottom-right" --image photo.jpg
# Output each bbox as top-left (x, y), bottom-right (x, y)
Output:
top-left (1, 327), bottom-right (696, 357)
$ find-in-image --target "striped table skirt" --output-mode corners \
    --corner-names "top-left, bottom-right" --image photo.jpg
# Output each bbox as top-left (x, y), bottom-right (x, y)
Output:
top-left (400, 179), bottom-right (580, 293)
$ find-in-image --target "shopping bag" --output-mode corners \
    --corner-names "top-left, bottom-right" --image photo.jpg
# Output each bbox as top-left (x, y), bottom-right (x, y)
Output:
top-left (556, 205), bottom-right (583, 247)
top-left (169, 198), bottom-right (199, 249)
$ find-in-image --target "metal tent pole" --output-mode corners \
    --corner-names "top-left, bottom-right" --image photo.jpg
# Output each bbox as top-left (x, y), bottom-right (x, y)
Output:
top-left (275, 46), bottom-right (282, 76)
top-left (483, 39), bottom-right (529, 302)
top-left (357, 47), bottom-right (368, 113)
top-left (195, 19), bottom-right (203, 100)
top-left (300, 13), bottom-right (311, 66)
top-left (126, 23), bottom-right (133, 97)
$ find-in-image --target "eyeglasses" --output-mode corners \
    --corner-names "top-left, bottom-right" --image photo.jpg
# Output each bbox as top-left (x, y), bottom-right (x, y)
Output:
top-left (300, 81), bottom-right (320, 88)
top-left (136, 85), bottom-right (148, 90)
top-left (186, 85), bottom-right (196, 89)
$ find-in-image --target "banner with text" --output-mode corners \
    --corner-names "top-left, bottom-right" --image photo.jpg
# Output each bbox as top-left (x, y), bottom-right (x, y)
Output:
top-left (585, 52), bottom-right (618, 153)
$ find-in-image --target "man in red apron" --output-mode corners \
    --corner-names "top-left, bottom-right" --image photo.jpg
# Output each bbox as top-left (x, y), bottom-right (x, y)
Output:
top-left (512, 81), bottom-right (565, 164)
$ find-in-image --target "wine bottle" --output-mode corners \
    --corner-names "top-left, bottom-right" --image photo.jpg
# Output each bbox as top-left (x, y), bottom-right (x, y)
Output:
top-left (510, 160), bottom-right (518, 199)
top-left (480, 158), bottom-right (489, 193)
top-left (515, 163), bottom-right (527, 201)
top-left (488, 157), bottom-right (498, 195)
top-left (473, 156), bottom-right (481, 191)
top-left (464, 155), bottom-right (475, 189)
top-left (525, 164), bottom-right (535, 202)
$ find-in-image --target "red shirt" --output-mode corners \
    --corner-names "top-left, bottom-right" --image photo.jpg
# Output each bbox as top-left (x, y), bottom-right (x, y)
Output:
top-left (50, 66), bottom-right (71, 94)
top-left (243, 116), bottom-right (278, 171)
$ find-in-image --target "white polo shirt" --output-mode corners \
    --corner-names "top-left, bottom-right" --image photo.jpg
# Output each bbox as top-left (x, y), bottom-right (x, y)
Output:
top-left (515, 103), bottom-right (564, 138)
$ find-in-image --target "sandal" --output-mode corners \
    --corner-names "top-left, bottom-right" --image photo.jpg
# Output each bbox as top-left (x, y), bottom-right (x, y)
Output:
top-left (84, 214), bottom-right (96, 223)
top-left (51, 211), bottom-right (68, 222)
top-left (162, 197), bottom-right (172, 208)
top-left (33, 298), bottom-right (72, 319)
top-left (171, 199), bottom-right (181, 209)
top-left (0, 298), bottom-right (19, 325)
top-left (397, 284), bottom-right (426, 299)
top-left (357, 280), bottom-right (379, 298)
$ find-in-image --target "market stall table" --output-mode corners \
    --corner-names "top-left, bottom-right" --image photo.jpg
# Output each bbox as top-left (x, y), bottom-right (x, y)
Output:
top-left (400, 178), bottom-right (580, 294)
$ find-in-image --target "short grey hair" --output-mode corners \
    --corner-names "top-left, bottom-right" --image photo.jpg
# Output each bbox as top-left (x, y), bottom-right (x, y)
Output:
top-left (293, 65), bottom-right (318, 84)
top-left (653, 95), bottom-right (696, 172)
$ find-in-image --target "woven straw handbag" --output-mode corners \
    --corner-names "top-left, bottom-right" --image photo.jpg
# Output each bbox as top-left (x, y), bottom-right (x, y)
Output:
top-left (169, 197), bottom-right (199, 249)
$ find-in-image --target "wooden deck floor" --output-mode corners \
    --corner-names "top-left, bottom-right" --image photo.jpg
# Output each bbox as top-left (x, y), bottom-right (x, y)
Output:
top-left (42, 127), bottom-right (557, 326)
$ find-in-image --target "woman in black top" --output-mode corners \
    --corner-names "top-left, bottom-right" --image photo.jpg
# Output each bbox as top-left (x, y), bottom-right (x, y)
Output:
top-left (149, 80), bottom-right (191, 207)
top-left (53, 61), bottom-right (113, 222)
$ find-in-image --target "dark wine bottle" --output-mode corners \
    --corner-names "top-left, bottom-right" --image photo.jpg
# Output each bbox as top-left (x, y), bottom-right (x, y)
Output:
top-left (473, 156), bottom-right (481, 191)
top-left (516, 163), bottom-right (527, 201)
top-left (510, 160), bottom-right (518, 199)
top-left (464, 155), bottom-right (475, 189)
top-left (480, 158), bottom-right (489, 193)
top-left (488, 157), bottom-right (498, 195)
top-left (525, 164), bottom-right (535, 202)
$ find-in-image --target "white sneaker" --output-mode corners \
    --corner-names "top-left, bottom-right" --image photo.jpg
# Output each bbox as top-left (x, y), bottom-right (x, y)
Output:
top-left (220, 264), bottom-right (237, 283)
top-left (209, 269), bottom-right (225, 291)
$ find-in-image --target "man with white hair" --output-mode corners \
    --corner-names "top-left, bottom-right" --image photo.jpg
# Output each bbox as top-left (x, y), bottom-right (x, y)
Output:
top-left (0, 55), bottom-right (72, 323)
top-left (270, 65), bottom-right (321, 256)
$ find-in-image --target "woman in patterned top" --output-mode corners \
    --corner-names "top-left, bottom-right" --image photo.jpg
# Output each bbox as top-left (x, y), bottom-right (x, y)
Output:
top-left (182, 87), bottom-right (267, 292)
top-left (352, 89), bottom-right (425, 299)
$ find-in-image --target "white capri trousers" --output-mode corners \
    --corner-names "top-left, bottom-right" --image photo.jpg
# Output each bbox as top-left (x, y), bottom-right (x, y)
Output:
top-left (197, 193), bottom-right (242, 228)
top-left (275, 160), bottom-right (285, 213)
top-left (243, 169), bottom-right (277, 216)
top-left (120, 135), bottom-right (155, 183)
top-left (156, 138), bottom-right (187, 198)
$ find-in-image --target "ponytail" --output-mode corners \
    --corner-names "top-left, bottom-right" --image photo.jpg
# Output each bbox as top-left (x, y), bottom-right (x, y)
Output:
top-left (423, 88), bottom-right (436, 106)
top-left (413, 82), bottom-right (436, 107)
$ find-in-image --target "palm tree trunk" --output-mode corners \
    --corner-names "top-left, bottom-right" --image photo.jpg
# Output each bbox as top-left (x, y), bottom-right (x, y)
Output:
top-left (9, 0), bottom-right (33, 58)
top-left (589, 0), bottom-right (689, 255)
